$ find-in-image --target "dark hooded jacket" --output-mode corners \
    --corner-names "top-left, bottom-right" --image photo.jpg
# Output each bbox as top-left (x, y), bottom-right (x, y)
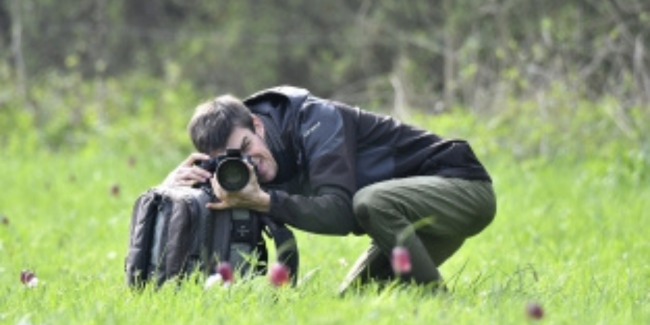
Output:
top-left (244, 86), bottom-right (491, 235)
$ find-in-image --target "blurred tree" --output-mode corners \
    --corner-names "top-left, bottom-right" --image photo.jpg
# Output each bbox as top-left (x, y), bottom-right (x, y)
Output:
top-left (0, 0), bottom-right (10, 47)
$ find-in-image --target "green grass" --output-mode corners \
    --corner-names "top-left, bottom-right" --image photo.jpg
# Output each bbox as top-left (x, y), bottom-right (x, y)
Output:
top-left (1, 130), bottom-right (649, 324)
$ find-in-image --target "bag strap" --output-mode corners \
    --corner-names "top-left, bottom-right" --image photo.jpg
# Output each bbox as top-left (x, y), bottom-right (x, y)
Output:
top-left (260, 215), bottom-right (299, 285)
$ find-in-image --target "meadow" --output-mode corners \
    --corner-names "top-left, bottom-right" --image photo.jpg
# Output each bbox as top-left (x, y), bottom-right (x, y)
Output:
top-left (1, 90), bottom-right (649, 324)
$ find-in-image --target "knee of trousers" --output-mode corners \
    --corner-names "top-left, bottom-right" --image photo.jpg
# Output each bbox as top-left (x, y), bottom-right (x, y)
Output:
top-left (353, 184), bottom-right (398, 229)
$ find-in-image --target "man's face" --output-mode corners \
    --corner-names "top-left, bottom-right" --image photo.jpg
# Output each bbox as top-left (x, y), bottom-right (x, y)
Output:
top-left (213, 117), bottom-right (278, 183)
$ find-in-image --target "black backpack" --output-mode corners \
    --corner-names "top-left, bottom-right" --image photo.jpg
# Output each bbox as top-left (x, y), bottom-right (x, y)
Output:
top-left (125, 185), bottom-right (299, 288)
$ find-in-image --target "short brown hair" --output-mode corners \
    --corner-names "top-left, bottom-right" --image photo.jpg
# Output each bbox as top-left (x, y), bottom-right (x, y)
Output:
top-left (187, 95), bottom-right (254, 154)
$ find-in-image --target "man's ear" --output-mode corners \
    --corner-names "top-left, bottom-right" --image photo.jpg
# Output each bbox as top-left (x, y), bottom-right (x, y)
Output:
top-left (252, 114), bottom-right (265, 139)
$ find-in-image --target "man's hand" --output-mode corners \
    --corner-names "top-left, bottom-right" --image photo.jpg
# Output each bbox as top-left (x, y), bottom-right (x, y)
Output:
top-left (162, 153), bottom-right (212, 187)
top-left (206, 162), bottom-right (271, 213)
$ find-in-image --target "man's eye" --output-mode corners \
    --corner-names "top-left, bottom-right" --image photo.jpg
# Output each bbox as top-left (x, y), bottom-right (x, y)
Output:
top-left (241, 140), bottom-right (250, 151)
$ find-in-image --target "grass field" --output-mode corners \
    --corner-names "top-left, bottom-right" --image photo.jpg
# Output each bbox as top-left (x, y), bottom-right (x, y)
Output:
top-left (1, 125), bottom-right (649, 324)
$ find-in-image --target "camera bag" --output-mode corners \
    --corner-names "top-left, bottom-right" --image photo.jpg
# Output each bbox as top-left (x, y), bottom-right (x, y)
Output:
top-left (125, 185), bottom-right (299, 288)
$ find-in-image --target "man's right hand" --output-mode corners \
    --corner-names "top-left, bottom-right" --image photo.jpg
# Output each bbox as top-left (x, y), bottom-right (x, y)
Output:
top-left (162, 153), bottom-right (213, 187)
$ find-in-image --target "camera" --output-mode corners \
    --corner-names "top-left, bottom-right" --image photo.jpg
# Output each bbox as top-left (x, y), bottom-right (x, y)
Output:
top-left (194, 149), bottom-right (256, 192)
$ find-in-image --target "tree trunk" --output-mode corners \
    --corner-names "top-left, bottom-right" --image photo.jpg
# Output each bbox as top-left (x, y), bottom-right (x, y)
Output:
top-left (9, 0), bottom-right (26, 101)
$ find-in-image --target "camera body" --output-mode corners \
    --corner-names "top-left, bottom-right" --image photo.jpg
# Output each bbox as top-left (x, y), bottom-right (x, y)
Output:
top-left (194, 149), bottom-right (256, 192)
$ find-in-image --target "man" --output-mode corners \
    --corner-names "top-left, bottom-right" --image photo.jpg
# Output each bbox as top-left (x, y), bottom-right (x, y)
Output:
top-left (163, 86), bottom-right (496, 293)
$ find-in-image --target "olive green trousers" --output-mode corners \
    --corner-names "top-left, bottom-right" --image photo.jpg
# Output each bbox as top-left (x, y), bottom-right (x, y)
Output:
top-left (339, 176), bottom-right (496, 294)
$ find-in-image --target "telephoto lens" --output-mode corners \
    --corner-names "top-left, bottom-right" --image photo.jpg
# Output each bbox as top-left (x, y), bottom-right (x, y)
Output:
top-left (216, 149), bottom-right (254, 191)
top-left (217, 159), bottom-right (249, 191)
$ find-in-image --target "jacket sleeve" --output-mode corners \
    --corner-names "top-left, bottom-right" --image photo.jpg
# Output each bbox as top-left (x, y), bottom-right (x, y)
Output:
top-left (267, 98), bottom-right (361, 235)
top-left (268, 186), bottom-right (360, 235)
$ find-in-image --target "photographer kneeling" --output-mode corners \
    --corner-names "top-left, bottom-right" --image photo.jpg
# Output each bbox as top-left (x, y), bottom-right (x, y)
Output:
top-left (163, 86), bottom-right (496, 294)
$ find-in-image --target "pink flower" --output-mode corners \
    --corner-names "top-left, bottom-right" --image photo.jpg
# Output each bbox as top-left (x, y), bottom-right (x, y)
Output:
top-left (20, 270), bottom-right (38, 288)
top-left (216, 262), bottom-right (234, 284)
top-left (269, 262), bottom-right (290, 287)
top-left (391, 246), bottom-right (412, 274)
top-left (110, 184), bottom-right (120, 197)
top-left (526, 302), bottom-right (544, 320)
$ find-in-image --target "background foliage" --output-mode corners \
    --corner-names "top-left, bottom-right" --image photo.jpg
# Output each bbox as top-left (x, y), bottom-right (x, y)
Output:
top-left (1, 0), bottom-right (649, 156)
